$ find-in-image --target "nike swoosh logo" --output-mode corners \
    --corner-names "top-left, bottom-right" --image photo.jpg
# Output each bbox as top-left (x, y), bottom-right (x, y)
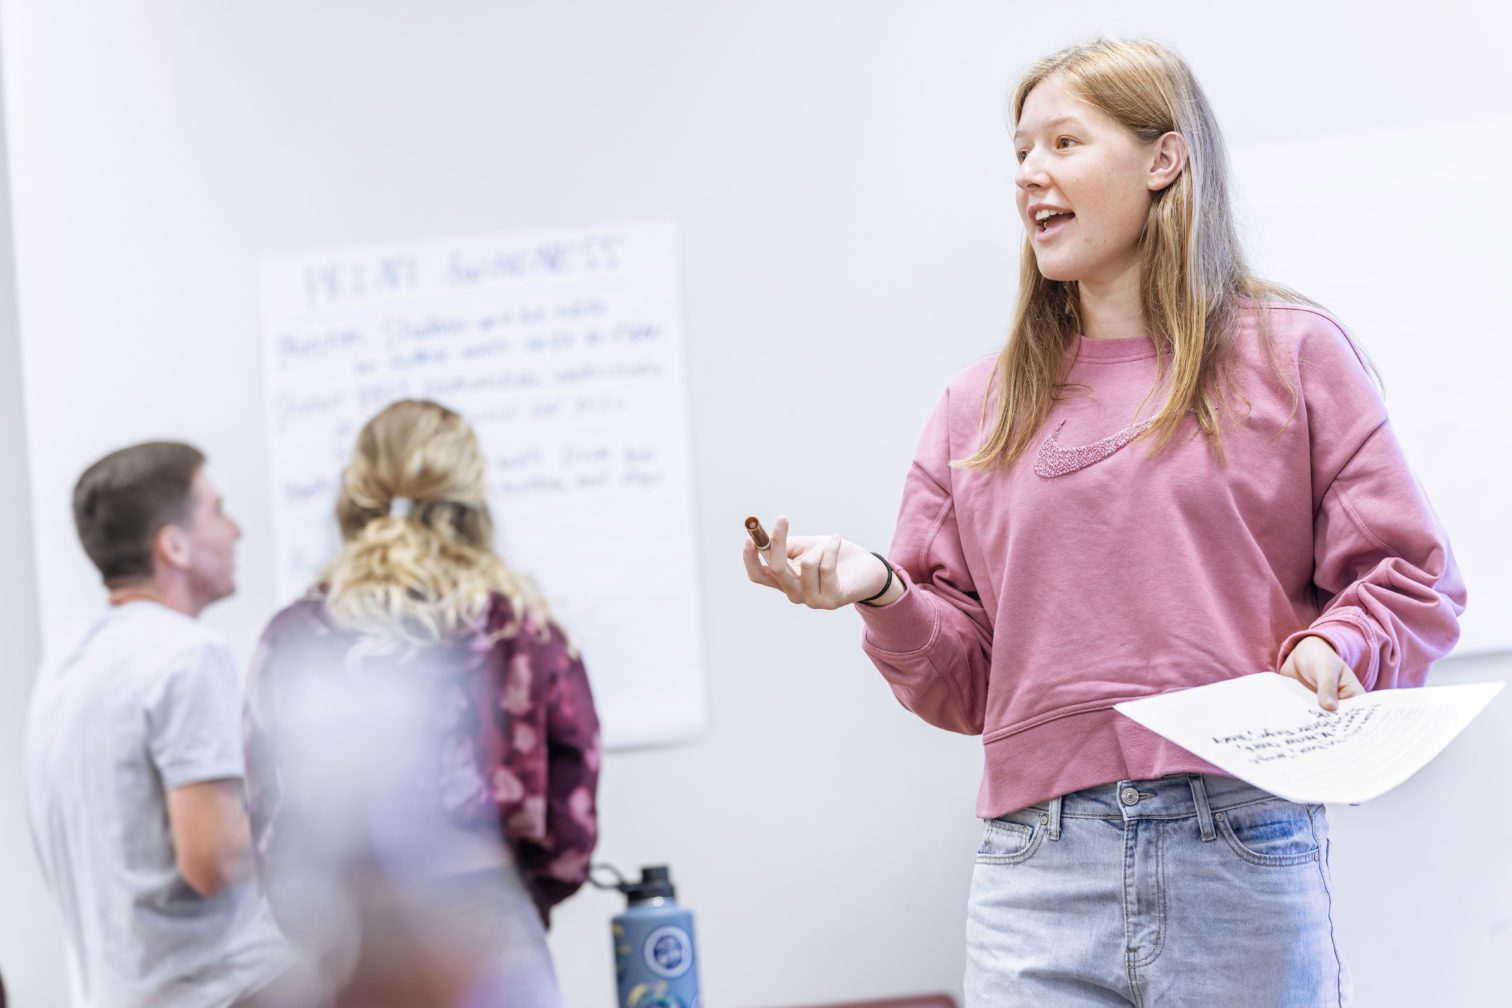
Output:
top-left (1033, 418), bottom-right (1154, 478)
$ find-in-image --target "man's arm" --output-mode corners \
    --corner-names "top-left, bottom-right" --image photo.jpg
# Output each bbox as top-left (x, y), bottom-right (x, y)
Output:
top-left (166, 778), bottom-right (253, 897)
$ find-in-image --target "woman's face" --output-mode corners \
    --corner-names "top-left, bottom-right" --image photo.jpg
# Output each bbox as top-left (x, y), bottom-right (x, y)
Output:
top-left (1013, 75), bottom-right (1169, 287)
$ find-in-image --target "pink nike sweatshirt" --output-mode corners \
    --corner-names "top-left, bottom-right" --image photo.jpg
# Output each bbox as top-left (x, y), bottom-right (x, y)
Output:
top-left (857, 303), bottom-right (1466, 817)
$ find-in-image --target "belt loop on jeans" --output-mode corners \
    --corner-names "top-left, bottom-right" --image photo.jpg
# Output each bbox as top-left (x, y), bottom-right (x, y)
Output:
top-left (1188, 774), bottom-right (1216, 842)
top-left (1046, 796), bottom-right (1063, 841)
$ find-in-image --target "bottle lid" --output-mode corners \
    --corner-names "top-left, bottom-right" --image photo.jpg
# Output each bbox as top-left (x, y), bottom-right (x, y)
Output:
top-left (623, 864), bottom-right (677, 904)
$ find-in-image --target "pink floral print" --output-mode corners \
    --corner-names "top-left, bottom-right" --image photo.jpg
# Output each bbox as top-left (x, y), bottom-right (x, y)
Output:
top-left (243, 592), bottom-right (601, 926)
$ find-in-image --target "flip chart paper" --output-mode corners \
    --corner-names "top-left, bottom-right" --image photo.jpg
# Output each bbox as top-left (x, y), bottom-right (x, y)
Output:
top-left (261, 220), bottom-right (704, 748)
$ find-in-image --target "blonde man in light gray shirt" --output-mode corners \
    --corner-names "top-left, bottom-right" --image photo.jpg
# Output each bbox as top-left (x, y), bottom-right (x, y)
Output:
top-left (25, 442), bottom-right (293, 1008)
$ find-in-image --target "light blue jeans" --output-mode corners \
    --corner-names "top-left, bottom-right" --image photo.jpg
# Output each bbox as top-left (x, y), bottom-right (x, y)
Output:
top-left (965, 774), bottom-right (1351, 1007)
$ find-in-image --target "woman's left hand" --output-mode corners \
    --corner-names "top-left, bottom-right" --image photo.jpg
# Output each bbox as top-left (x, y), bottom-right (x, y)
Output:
top-left (1278, 635), bottom-right (1366, 711)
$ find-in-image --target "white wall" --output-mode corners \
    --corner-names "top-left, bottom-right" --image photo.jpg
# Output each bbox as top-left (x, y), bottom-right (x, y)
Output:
top-left (0, 43), bottom-right (67, 1004)
top-left (1, 2), bottom-right (1508, 1005)
top-left (1328, 651), bottom-right (1512, 1007)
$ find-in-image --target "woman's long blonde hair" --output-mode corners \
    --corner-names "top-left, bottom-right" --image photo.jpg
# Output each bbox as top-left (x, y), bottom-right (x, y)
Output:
top-left (323, 399), bottom-right (557, 650)
top-left (963, 38), bottom-right (1304, 470)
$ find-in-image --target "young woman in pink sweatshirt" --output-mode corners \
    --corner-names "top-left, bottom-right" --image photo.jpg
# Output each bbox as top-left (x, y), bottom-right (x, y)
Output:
top-left (743, 38), bottom-right (1463, 1006)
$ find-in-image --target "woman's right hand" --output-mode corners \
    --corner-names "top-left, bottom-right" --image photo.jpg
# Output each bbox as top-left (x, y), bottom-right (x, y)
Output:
top-left (740, 515), bottom-right (897, 610)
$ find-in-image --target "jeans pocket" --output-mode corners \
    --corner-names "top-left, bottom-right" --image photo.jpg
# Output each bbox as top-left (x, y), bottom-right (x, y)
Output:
top-left (976, 813), bottom-right (1045, 865)
top-left (1214, 799), bottom-right (1322, 867)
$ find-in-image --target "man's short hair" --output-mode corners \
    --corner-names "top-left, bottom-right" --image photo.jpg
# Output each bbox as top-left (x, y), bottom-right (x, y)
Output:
top-left (73, 442), bottom-right (206, 586)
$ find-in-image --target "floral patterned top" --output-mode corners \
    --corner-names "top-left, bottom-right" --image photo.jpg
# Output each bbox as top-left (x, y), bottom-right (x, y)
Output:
top-left (242, 590), bottom-right (601, 926)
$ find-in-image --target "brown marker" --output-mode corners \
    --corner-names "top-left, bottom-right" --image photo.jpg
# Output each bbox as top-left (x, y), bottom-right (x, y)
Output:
top-left (744, 515), bottom-right (771, 551)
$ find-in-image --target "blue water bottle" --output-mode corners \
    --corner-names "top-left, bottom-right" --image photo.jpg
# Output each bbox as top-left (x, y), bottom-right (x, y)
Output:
top-left (606, 865), bottom-right (701, 1008)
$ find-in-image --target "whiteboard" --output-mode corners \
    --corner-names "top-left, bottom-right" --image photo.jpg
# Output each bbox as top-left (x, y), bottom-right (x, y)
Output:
top-left (261, 219), bottom-right (704, 748)
top-left (1233, 118), bottom-right (1512, 656)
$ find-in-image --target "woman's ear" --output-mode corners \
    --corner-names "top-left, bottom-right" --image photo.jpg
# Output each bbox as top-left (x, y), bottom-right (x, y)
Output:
top-left (1147, 131), bottom-right (1188, 192)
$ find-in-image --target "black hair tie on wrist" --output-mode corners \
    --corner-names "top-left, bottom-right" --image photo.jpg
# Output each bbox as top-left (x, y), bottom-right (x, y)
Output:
top-left (857, 553), bottom-right (896, 606)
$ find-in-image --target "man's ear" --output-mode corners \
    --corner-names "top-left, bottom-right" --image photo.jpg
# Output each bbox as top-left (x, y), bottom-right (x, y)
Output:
top-left (155, 523), bottom-right (191, 573)
top-left (1147, 131), bottom-right (1188, 192)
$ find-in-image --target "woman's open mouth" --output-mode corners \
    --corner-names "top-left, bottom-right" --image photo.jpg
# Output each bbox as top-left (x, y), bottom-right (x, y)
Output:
top-left (1035, 210), bottom-right (1075, 237)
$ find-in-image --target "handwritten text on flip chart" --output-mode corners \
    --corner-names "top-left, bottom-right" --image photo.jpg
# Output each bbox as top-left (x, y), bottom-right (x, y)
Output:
top-left (261, 221), bottom-right (704, 748)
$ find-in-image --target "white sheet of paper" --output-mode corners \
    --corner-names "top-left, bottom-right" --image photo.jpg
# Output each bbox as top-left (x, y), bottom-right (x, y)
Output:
top-left (1114, 674), bottom-right (1502, 804)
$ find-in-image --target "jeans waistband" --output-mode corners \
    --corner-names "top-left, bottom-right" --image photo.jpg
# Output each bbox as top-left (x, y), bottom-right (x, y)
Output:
top-left (1032, 773), bottom-right (1287, 826)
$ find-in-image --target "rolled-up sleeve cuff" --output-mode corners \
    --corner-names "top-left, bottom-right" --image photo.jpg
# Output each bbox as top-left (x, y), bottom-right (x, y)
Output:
top-left (856, 568), bottom-right (939, 655)
top-left (1278, 619), bottom-right (1380, 691)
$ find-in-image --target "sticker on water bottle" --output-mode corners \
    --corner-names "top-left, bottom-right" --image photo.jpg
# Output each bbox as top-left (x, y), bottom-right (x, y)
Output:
top-left (642, 924), bottom-right (694, 979)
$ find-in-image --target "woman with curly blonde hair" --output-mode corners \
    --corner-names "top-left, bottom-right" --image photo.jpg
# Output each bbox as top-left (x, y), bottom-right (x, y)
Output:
top-left (244, 399), bottom-right (599, 1008)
